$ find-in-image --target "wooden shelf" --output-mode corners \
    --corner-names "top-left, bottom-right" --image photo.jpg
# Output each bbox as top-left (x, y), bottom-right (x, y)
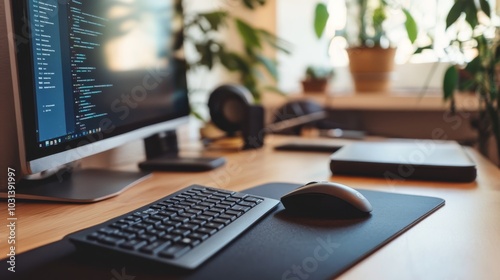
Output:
top-left (296, 91), bottom-right (480, 111)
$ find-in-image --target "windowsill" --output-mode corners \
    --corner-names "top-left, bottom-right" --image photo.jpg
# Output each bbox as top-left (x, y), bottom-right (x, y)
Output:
top-left (297, 90), bottom-right (479, 112)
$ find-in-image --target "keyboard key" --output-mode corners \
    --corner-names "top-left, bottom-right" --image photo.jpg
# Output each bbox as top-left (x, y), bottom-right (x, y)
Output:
top-left (238, 201), bottom-right (256, 208)
top-left (172, 216), bottom-right (190, 223)
top-left (146, 228), bottom-right (165, 238)
top-left (158, 210), bottom-right (177, 218)
top-left (159, 244), bottom-right (191, 259)
top-left (187, 209), bottom-right (203, 216)
top-left (172, 228), bottom-right (191, 237)
top-left (188, 232), bottom-right (209, 241)
top-left (155, 224), bottom-right (174, 232)
top-left (203, 211), bottom-right (219, 218)
top-left (178, 237), bottom-right (200, 247)
top-left (120, 239), bottom-right (147, 250)
top-left (205, 198), bottom-right (220, 204)
top-left (189, 219), bottom-right (207, 227)
top-left (219, 214), bottom-right (236, 222)
top-left (111, 232), bottom-right (136, 240)
top-left (197, 215), bottom-right (213, 222)
top-left (179, 212), bottom-right (196, 220)
top-left (144, 209), bottom-right (159, 215)
top-left (98, 227), bottom-right (117, 235)
top-left (230, 205), bottom-right (251, 213)
top-left (205, 222), bottom-right (224, 230)
top-left (143, 219), bottom-right (161, 226)
top-left (225, 210), bottom-right (243, 217)
top-left (161, 234), bottom-right (182, 243)
top-left (140, 240), bottom-right (172, 254)
top-left (210, 207), bottom-right (225, 214)
top-left (133, 212), bottom-right (149, 219)
top-left (123, 227), bottom-right (145, 235)
top-left (231, 193), bottom-right (248, 199)
top-left (163, 220), bottom-right (181, 228)
top-left (134, 223), bottom-right (153, 231)
top-left (87, 232), bottom-right (105, 241)
top-left (99, 236), bottom-right (125, 246)
top-left (138, 234), bottom-right (157, 243)
top-left (125, 216), bottom-right (142, 223)
top-left (150, 214), bottom-right (168, 222)
top-left (196, 227), bottom-right (217, 236)
top-left (180, 223), bottom-right (200, 232)
top-left (212, 218), bottom-right (231, 226)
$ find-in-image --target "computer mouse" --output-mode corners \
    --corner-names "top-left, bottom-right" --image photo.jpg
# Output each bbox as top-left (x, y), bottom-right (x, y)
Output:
top-left (280, 181), bottom-right (373, 218)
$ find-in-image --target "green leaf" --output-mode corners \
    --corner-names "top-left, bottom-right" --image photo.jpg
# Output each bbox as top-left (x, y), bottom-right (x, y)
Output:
top-left (403, 9), bottom-right (418, 44)
top-left (446, 1), bottom-right (464, 29)
top-left (255, 54), bottom-right (278, 80)
top-left (443, 66), bottom-right (458, 100)
top-left (235, 19), bottom-right (262, 49)
top-left (479, 0), bottom-right (491, 17)
top-left (314, 3), bottom-right (329, 39)
top-left (190, 108), bottom-right (206, 122)
top-left (464, 2), bottom-right (479, 28)
top-left (257, 29), bottom-right (292, 54)
top-left (242, 0), bottom-right (265, 9)
top-left (414, 44), bottom-right (433, 54)
top-left (199, 11), bottom-right (228, 31)
top-left (219, 51), bottom-right (249, 72)
top-left (465, 56), bottom-right (481, 74)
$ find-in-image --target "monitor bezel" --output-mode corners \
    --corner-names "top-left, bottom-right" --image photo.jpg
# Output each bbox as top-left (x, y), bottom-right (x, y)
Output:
top-left (6, 0), bottom-right (190, 175)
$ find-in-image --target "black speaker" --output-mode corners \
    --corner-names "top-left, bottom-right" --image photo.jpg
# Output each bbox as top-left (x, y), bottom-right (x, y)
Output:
top-left (208, 84), bottom-right (265, 149)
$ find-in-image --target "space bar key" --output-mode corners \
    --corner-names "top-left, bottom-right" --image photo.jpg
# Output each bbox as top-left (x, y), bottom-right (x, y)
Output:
top-left (159, 244), bottom-right (191, 259)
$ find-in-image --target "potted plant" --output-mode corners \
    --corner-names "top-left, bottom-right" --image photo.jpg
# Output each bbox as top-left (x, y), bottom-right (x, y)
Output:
top-left (301, 65), bottom-right (335, 93)
top-left (442, 0), bottom-right (500, 165)
top-left (314, 1), bottom-right (418, 92)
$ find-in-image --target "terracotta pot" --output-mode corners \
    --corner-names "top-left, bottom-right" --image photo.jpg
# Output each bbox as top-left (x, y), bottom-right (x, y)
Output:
top-left (347, 47), bottom-right (396, 93)
top-left (301, 79), bottom-right (328, 93)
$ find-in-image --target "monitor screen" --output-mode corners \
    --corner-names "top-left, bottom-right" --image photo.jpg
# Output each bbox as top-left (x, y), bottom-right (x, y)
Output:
top-left (8, 0), bottom-right (190, 175)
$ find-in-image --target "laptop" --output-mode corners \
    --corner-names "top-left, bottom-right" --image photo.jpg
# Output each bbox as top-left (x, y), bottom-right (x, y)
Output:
top-left (330, 140), bottom-right (477, 182)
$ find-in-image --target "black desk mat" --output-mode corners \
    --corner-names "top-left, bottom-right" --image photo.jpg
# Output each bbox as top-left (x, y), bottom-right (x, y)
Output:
top-left (1, 182), bottom-right (444, 280)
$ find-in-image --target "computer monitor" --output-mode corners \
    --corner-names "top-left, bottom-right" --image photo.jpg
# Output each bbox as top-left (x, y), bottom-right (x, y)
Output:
top-left (3, 0), bottom-right (217, 202)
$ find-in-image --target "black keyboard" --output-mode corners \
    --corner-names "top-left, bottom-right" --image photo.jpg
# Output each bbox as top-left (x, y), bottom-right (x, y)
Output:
top-left (67, 185), bottom-right (279, 269)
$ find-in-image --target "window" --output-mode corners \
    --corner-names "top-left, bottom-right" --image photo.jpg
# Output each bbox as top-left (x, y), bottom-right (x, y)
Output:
top-left (277, 0), bottom-right (498, 93)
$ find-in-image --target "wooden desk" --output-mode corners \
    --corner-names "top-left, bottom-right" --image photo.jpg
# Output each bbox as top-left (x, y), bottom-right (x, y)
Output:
top-left (3, 135), bottom-right (500, 279)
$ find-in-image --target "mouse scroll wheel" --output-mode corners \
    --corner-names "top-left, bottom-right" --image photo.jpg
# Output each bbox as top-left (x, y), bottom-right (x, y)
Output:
top-left (305, 181), bottom-right (318, 186)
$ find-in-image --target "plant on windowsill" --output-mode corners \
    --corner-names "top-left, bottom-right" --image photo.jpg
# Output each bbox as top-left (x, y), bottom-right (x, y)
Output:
top-left (314, 0), bottom-right (418, 93)
top-left (442, 0), bottom-right (500, 165)
top-left (301, 65), bottom-right (335, 93)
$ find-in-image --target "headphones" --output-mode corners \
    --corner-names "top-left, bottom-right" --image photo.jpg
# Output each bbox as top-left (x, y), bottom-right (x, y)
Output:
top-left (208, 84), bottom-right (264, 149)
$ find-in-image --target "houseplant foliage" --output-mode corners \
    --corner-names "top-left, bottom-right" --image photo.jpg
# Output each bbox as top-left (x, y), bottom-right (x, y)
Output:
top-left (183, 0), bottom-right (290, 104)
top-left (314, 0), bottom-right (418, 92)
top-left (301, 65), bottom-right (334, 92)
top-left (442, 0), bottom-right (500, 164)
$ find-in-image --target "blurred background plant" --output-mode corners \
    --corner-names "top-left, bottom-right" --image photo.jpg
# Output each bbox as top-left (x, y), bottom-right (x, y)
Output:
top-left (313, 0), bottom-right (419, 92)
top-left (304, 65), bottom-right (335, 80)
top-left (301, 65), bottom-right (335, 93)
top-left (314, 0), bottom-right (418, 48)
top-left (183, 0), bottom-right (290, 113)
top-left (442, 0), bottom-right (500, 164)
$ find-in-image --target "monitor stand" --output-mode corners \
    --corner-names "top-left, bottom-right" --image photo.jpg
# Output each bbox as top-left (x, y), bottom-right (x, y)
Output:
top-left (138, 130), bottom-right (226, 172)
top-left (8, 168), bottom-right (151, 203)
